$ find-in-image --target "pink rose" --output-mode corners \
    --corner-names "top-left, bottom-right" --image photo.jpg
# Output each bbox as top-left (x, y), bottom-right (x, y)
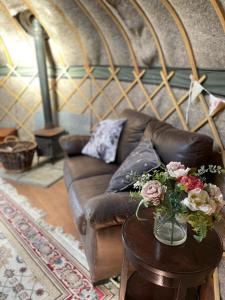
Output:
top-left (166, 161), bottom-right (190, 178)
top-left (140, 180), bottom-right (165, 206)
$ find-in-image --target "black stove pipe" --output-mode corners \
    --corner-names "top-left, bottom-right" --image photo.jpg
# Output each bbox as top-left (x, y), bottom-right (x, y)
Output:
top-left (32, 18), bottom-right (54, 129)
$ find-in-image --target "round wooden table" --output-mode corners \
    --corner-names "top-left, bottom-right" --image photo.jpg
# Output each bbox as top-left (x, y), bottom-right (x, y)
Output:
top-left (119, 210), bottom-right (223, 300)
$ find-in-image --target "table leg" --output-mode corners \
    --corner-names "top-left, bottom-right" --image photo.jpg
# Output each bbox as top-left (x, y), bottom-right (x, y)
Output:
top-left (119, 249), bottom-right (129, 300)
top-left (175, 281), bottom-right (187, 300)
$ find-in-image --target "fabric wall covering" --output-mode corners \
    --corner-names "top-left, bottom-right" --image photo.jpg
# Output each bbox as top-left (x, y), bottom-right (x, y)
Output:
top-left (0, 0), bottom-right (225, 165)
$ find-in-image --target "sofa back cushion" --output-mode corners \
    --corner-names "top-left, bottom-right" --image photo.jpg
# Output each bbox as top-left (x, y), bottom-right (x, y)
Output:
top-left (144, 118), bottom-right (214, 167)
top-left (116, 109), bottom-right (152, 164)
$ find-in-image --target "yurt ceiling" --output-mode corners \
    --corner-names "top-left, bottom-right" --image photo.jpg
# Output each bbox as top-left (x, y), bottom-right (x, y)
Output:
top-left (0, 0), bottom-right (225, 162)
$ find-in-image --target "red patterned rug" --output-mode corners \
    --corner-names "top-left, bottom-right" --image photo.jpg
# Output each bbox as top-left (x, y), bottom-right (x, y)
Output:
top-left (0, 179), bottom-right (118, 300)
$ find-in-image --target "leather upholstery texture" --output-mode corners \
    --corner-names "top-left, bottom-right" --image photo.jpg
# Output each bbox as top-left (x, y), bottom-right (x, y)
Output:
top-left (68, 174), bottom-right (112, 235)
top-left (84, 191), bottom-right (137, 230)
top-left (84, 225), bottom-right (124, 283)
top-left (116, 109), bottom-right (152, 164)
top-left (59, 134), bottom-right (90, 156)
top-left (144, 118), bottom-right (214, 167)
top-left (64, 155), bottom-right (118, 188)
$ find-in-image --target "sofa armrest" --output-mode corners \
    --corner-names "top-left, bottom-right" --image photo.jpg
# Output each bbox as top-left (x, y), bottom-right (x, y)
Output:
top-left (84, 192), bottom-right (139, 230)
top-left (59, 134), bottom-right (90, 157)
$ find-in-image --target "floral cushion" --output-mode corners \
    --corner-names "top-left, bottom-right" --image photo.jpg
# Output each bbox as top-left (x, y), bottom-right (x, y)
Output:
top-left (81, 119), bottom-right (126, 163)
top-left (107, 139), bottom-right (161, 192)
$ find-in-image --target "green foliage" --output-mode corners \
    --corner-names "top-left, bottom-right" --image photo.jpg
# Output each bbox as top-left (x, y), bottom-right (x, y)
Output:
top-left (130, 191), bottom-right (143, 201)
top-left (196, 165), bottom-right (225, 176)
top-left (153, 168), bottom-right (169, 185)
top-left (187, 211), bottom-right (214, 242)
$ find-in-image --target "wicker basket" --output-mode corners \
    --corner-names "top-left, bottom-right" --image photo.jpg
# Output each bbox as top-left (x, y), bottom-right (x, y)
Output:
top-left (0, 136), bottom-right (37, 172)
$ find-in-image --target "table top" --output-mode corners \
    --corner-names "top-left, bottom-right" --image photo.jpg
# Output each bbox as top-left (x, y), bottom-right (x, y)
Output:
top-left (122, 209), bottom-right (223, 278)
top-left (0, 128), bottom-right (17, 139)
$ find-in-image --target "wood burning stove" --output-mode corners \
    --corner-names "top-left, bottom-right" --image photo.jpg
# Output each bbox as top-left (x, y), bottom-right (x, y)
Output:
top-left (34, 127), bottom-right (65, 158)
top-left (17, 10), bottom-right (66, 159)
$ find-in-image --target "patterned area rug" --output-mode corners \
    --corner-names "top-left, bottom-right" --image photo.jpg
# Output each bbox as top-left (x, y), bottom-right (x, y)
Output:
top-left (0, 179), bottom-right (119, 299)
top-left (0, 157), bottom-right (63, 188)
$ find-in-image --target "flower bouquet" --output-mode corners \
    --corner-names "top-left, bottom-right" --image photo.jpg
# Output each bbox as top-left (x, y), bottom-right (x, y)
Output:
top-left (131, 162), bottom-right (225, 245)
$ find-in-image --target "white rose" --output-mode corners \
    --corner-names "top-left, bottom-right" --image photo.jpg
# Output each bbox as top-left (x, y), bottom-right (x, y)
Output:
top-left (197, 202), bottom-right (217, 215)
top-left (207, 183), bottom-right (224, 203)
top-left (181, 188), bottom-right (216, 215)
top-left (166, 161), bottom-right (190, 178)
top-left (207, 183), bottom-right (225, 212)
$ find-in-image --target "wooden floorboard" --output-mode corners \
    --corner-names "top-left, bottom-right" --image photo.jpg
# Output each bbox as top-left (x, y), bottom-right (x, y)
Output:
top-left (6, 178), bottom-right (80, 241)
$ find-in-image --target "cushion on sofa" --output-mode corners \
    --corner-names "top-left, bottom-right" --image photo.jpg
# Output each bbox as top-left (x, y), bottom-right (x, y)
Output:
top-left (144, 118), bottom-right (214, 167)
top-left (82, 118), bottom-right (126, 163)
top-left (64, 155), bottom-right (118, 188)
top-left (68, 174), bottom-right (113, 234)
top-left (107, 139), bottom-right (161, 192)
top-left (116, 109), bottom-right (152, 164)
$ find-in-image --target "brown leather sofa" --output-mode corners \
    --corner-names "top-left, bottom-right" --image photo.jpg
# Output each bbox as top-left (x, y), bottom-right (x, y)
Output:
top-left (60, 109), bottom-right (225, 283)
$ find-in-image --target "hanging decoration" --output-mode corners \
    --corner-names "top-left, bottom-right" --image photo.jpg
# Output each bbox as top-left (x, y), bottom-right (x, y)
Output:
top-left (186, 75), bottom-right (225, 124)
top-left (208, 94), bottom-right (225, 116)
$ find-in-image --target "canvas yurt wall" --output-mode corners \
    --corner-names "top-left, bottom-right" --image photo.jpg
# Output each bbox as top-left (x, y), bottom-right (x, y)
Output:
top-left (0, 0), bottom-right (225, 163)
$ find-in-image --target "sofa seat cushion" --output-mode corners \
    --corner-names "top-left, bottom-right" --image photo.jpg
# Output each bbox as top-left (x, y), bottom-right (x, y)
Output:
top-left (68, 174), bottom-right (112, 235)
top-left (144, 118), bottom-right (214, 167)
top-left (64, 155), bottom-right (118, 188)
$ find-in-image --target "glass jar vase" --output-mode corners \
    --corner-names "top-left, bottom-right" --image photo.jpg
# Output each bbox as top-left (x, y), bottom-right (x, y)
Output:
top-left (154, 213), bottom-right (187, 246)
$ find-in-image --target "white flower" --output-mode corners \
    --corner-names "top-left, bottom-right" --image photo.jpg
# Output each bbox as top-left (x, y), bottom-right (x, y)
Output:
top-left (182, 188), bottom-right (217, 215)
top-left (166, 161), bottom-right (190, 178)
top-left (207, 183), bottom-right (225, 212)
top-left (207, 184), bottom-right (223, 202)
top-left (133, 181), bottom-right (141, 189)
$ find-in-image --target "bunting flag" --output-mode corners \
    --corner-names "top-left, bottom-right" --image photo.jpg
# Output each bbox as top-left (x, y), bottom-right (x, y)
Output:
top-left (186, 75), bottom-right (225, 124)
top-left (208, 94), bottom-right (225, 116)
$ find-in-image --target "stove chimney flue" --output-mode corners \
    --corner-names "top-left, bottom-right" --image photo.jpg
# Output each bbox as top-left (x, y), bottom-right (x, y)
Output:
top-left (32, 18), bottom-right (54, 129)
top-left (16, 10), bottom-right (66, 159)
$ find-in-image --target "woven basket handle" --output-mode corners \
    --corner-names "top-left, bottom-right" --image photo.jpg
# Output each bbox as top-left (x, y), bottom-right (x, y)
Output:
top-left (3, 135), bottom-right (18, 142)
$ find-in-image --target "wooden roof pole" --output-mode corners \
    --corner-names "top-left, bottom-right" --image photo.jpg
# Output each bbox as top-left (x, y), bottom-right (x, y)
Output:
top-left (129, 0), bottom-right (168, 77)
top-left (161, 0), bottom-right (225, 164)
top-left (210, 0), bottom-right (225, 32)
top-left (22, 0), bottom-right (89, 68)
top-left (75, 0), bottom-right (115, 70)
top-left (0, 1), bottom-right (31, 47)
top-left (97, 0), bottom-right (140, 75)
top-left (0, 36), bottom-right (13, 67)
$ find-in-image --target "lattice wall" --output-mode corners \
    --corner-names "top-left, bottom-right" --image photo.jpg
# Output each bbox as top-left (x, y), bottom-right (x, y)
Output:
top-left (0, 0), bottom-right (224, 167)
top-left (0, 1), bottom-right (225, 298)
